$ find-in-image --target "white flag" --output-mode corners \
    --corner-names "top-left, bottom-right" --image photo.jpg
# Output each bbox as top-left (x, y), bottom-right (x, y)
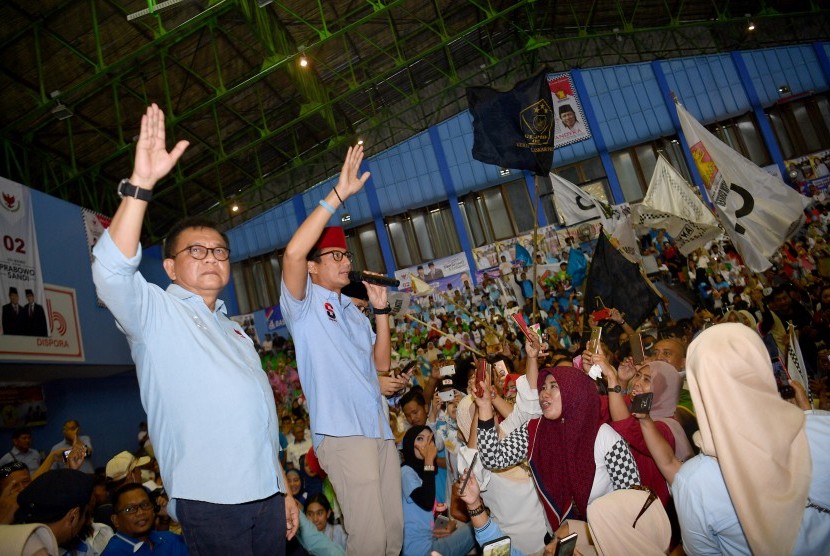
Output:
top-left (635, 154), bottom-right (721, 256)
top-left (608, 203), bottom-right (639, 262)
top-left (550, 173), bottom-right (608, 225)
top-left (675, 102), bottom-right (809, 272)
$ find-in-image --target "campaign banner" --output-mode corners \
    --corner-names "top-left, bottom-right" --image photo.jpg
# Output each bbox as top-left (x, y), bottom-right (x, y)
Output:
top-left (0, 284), bottom-right (84, 362)
top-left (781, 148), bottom-right (830, 197)
top-left (548, 73), bottom-right (591, 147)
top-left (0, 178), bottom-right (49, 338)
top-left (395, 253), bottom-right (471, 292)
top-left (472, 222), bottom-right (601, 272)
top-left (264, 304), bottom-right (285, 331)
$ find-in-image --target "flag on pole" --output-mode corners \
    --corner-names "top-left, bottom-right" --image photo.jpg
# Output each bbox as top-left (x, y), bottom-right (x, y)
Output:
top-left (584, 232), bottom-right (662, 332)
top-left (549, 172), bottom-right (609, 225)
top-left (786, 323), bottom-right (812, 405)
top-left (675, 102), bottom-right (810, 272)
top-left (467, 69), bottom-right (555, 176)
top-left (635, 154), bottom-right (721, 256)
top-left (607, 203), bottom-right (640, 263)
top-left (410, 275), bottom-right (434, 296)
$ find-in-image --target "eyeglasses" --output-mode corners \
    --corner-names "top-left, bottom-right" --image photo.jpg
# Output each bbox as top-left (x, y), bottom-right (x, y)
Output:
top-left (317, 250), bottom-right (354, 262)
top-left (630, 485), bottom-right (657, 528)
top-left (117, 501), bottom-right (154, 515)
top-left (172, 245), bottom-right (231, 261)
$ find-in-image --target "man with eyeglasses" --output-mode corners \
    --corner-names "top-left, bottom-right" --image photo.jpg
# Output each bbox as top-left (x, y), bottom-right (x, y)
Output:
top-left (281, 145), bottom-right (409, 555)
top-left (102, 484), bottom-right (186, 555)
top-left (92, 104), bottom-right (297, 554)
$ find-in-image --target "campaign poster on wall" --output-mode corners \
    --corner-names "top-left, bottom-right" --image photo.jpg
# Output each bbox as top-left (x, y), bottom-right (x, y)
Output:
top-left (0, 284), bottom-right (84, 362)
top-left (82, 208), bottom-right (112, 307)
top-left (547, 73), bottom-right (592, 147)
top-left (0, 178), bottom-right (49, 339)
top-left (394, 252), bottom-right (471, 293)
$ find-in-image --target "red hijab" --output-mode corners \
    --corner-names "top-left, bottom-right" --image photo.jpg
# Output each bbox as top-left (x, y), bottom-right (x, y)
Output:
top-left (529, 366), bottom-right (602, 528)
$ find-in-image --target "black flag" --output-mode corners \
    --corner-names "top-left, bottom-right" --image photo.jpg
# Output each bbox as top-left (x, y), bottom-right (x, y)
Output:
top-left (583, 232), bottom-right (662, 341)
top-left (466, 69), bottom-right (554, 176)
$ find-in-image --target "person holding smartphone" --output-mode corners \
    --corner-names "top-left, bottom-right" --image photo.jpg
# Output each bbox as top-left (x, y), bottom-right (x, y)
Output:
top-left (588, 351), bottom-right (693, 507)
top-left (400, 426), bottom-right (474, 556)
top-left (475, 366), bottom-right (640, 545)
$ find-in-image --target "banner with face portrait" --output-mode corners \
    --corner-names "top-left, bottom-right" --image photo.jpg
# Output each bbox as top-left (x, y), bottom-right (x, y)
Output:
top-left (547, 73), bottom-right (592, 147)
top-left (0, 178), bottom-right (49, 339)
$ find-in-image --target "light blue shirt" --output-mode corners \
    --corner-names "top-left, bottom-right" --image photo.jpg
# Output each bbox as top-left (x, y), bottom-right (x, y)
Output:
top-left (401, 466), bottom-right (435, 556)
top-left (672, 412), bottom-right (830, 555)
top-left (92, 231), bottom-right (284, 518)
top-left (50, 436), bottom-right (94, 474)
top-left (0, 446), bottom-right (43, 473)
top-left (280, 276), bottom-right (392, 449)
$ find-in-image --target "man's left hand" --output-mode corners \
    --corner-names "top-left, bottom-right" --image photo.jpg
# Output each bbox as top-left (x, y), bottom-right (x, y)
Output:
top-left (285, 494), bottom-right (299, 540)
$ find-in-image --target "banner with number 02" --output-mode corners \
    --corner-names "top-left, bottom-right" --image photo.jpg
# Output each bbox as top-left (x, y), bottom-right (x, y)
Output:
top-left (0, 177), bottom-right (49, 338)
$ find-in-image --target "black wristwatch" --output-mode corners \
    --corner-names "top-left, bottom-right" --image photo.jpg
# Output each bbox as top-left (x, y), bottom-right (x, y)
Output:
top-left (609, 385), bottom-right (622, 394)
top-left (372, 304), bottom-right (392, 315)
top-left (117, 179), bottom-right (152, 202)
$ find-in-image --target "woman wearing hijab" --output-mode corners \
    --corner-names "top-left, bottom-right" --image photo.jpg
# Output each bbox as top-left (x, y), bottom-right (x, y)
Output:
top-left (672, 323), bottom-right (830, 555)
top-left (475, 366), bottom-right (640, 542)
top-left (592, 355), bottom-right (694, 506)
top-left (455, 395), bottom-right (547, 555)
top-left (401, 425), bottom-right (474, 556)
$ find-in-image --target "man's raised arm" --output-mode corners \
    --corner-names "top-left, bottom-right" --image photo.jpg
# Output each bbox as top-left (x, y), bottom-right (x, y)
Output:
top-left (282, 145), bottom-right (370, 301)
top-left (108, 103), bottom-right (189, 257)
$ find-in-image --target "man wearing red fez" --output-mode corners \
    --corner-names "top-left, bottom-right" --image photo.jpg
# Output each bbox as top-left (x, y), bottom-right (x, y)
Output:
top-left (281, 145), bottom-right (408, 555)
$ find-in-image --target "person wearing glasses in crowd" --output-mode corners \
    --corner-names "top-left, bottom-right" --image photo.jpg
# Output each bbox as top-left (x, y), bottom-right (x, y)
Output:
top-left (92, 104), bottom-right (297, 554)
top-left (280, 145), bottom-right (410, 555)
top-left (102, 483), bottom-right (187, 555)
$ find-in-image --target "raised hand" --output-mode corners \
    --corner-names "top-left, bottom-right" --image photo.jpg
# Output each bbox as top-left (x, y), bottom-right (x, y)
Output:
top-left (333, 144), bottom-right (371, 199)
top-left (130, 103), bottom-right (189, 189)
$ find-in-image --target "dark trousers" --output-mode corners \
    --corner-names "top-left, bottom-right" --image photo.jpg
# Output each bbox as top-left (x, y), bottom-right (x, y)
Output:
top-left (177, 492), bottom-right (286, 556)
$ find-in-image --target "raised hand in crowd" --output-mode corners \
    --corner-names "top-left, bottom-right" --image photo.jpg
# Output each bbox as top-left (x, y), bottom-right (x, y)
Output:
top-left (634, 412), bottom-right (682, 485)
top-left (789, 379), bottom-right (812, 411)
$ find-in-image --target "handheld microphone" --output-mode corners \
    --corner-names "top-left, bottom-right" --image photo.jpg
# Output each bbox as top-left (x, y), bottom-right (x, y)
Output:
top-left (348, 270), bottom-right (400, 288)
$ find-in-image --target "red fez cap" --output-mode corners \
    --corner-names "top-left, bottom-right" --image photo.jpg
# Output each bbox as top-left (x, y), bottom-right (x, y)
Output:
top-left (312, 226), bottom-right (347, 253)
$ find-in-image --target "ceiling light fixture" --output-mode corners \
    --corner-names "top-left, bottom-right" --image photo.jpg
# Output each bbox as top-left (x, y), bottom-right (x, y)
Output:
top-left (746, 14), bottom-right (755, 31)
top-left (49, 90), bottom-right (73, 121)
top-left (231, 204), bottom-right (239, 213)
top-left (299, 56), bottom-right (309, 68)
top-left (357, 139), bottom-right (364, 146)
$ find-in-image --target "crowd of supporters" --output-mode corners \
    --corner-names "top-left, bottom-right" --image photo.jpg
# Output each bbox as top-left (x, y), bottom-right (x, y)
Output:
top-left (1, 199), bottom-right (829, 555)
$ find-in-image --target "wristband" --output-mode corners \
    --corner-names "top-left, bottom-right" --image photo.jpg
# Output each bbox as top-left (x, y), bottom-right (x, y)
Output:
top-left (373, 305), bottom-right (392, 315)
top-left (117, 179), bottom-right (152, 202)
top-left (423, 465), bottom-right (435, 472)
top-left (332, 187), bottom-right (344, 204)
top-left (468, 503), bottom-right (488, 517)
top-left (319, 199), bottom-right (335, 214)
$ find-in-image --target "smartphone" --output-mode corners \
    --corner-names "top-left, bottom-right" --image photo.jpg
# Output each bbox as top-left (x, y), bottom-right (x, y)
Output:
top-left (439, 364), bottom-right (456, 377)
top-left (589, 326), bottom-right (602, 354)
top-left (630, 392), bottom-right (654, 414)
top-left (459, 453), bottom-right (479, 496)
top-left (553, 532), bottom-right (578, 556)
top-left (434, 515), bottom-right (451, 530)
top-left (62, 448), bottom-right (72, 461)
top-left (511, 312), bottom-right (532, 339)
top-left (475, 359), bottom-right (488, 398)
top-left (393, 360), bottom-right (416, 378)
top-left (591, 307), bottom-right (611, 322)
top-left (630, 333), bottom-right (645, 365)
top-left (482, 536), bottom-right (511, 556)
